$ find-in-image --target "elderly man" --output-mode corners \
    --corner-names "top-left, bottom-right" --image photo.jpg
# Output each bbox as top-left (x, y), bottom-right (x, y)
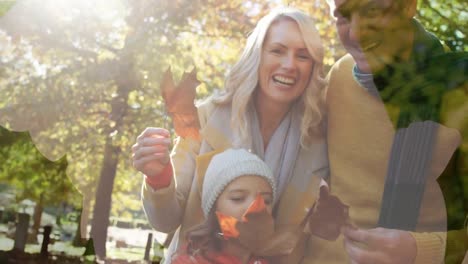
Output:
top-left (308, 0), bottom-right (467, 263)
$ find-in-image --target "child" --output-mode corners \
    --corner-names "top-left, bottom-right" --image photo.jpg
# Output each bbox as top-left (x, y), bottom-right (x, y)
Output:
top-left (172, 148), bottom-right (276, 264)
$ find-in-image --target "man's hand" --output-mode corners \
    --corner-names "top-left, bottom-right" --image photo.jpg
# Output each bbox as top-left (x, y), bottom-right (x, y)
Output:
top-left (343, 226), bottom-right (417, 264)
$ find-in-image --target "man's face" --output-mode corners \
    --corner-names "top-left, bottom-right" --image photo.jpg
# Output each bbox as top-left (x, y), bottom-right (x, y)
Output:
top-left (333, 0), bottom-right (415, 73)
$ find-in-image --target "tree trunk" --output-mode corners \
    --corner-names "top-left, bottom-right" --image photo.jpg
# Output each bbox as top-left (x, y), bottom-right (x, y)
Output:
top-left (29, 193), bottom-right (44, 243)
top-left (89, 141), bottom-right (120, 259)
top-left (89, 73), bottom-right (131, 258)
top-left (73, 208), bottom-right (85, 246)
top-left (80, 194), bottom-right (92, 239)
top-left (88, 36), bottom-right (136, 261)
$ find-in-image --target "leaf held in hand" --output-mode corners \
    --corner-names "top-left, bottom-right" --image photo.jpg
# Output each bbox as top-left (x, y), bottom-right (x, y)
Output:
top-left (307, 185), bottom-right (350, 241)
top-left (160, 67), bottom-right (201, 140)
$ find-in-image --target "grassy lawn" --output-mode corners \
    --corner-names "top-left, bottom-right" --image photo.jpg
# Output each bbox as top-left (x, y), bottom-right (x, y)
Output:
top-left (0, 233), bottom-right (164, 262)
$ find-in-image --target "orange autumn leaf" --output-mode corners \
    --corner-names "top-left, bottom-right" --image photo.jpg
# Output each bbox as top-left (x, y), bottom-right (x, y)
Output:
top-left (160, 67), bottom-right (201, 140)
top-left (216, 211), bottom-right (239, 239)
top-left (217, 195), bottom-right (304, 256)
top-left (216, 195), bottom-right (270, 240)
top-left (241, 193), bottom-right (266, 221)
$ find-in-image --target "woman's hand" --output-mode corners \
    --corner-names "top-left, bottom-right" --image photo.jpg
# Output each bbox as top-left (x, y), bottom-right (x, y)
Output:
top-left (132, 127), bottom-right (171, 177)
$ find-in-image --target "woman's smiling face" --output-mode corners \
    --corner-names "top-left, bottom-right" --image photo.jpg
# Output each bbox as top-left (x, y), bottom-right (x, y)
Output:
top-left (257, 17), bottom-right (314, 107)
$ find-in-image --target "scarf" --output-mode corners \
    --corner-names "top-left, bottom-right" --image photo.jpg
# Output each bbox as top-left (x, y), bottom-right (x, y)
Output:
top-left (248, 102), bottom-right (301, 203)
top-left (203, 101), bottom-right (302, 203)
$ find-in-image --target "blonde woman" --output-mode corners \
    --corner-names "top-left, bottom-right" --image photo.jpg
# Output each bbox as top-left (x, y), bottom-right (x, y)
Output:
top-left (132, 7), bottom-right (329, 263)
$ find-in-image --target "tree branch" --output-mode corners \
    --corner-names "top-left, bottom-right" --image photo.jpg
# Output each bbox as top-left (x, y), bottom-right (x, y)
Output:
top-left (420, 0), bottom-right (467, 36)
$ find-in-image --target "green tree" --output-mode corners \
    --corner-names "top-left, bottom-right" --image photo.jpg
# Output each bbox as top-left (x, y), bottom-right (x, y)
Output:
top-left (0, 126), bottom-right (81, 241)
top-left (417, 0), bottom-right (467, 51)
top-left (0, 0), bottom-right (278, 258)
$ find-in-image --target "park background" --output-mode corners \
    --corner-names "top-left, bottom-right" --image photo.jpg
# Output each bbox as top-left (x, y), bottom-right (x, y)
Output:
top-left (0, 0), bottom-right (466, 263)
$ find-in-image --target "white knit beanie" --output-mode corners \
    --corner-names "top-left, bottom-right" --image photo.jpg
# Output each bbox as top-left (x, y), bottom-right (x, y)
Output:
top-left (201, 148), bottom-right (276, 217)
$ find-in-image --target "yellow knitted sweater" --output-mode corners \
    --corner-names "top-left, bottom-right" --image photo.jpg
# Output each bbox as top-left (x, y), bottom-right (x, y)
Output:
top-left (303, 54), bottom-right (461, 264)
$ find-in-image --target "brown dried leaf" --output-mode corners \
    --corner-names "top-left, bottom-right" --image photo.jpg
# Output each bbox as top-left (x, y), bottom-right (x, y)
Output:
top-left (306, 185), bottom-right (349, 241)
top-left (160, 67), bottom-right (201, 140)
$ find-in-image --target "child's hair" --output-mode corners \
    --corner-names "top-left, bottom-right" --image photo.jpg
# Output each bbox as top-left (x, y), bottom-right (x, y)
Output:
top-left (183, 211), bottom-right (223, 262)
top-left (177, 148), bottom-right (275, 261)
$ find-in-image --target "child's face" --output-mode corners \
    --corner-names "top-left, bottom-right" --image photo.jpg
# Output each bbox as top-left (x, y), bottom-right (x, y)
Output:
top-left (215, 175), bottom-right (273, 220)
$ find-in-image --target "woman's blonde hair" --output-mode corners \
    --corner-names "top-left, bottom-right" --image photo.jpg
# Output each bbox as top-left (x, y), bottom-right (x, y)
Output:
top-left (212, 7), bottom-right (326, 147)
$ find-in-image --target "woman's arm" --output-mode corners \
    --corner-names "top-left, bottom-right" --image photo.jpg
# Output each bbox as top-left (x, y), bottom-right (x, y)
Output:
top-left (141, 136), bottom-right (201, 233)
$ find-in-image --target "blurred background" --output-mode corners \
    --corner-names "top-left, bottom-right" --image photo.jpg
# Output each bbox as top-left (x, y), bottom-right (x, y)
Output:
top-left (0, 0), bottom-right (466, 263)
